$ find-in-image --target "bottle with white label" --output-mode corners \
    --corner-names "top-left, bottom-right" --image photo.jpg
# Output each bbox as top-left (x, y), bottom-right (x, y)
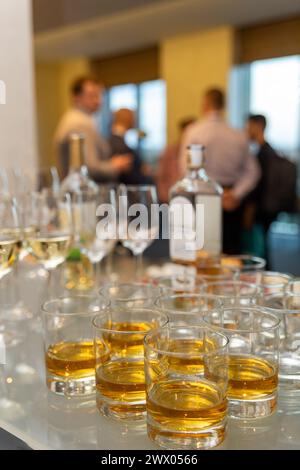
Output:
top-left (169, 144), bottom-right (223, 273)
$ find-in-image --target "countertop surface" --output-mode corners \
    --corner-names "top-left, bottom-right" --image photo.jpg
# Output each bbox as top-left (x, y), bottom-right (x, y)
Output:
top-left (0, 259), bottom-right (300, 450)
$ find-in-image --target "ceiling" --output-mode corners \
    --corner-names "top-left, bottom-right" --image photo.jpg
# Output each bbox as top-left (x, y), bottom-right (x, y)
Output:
top-left (33, 0), bottom-right (166, 33)
top-left (33, 0), bottom-right (300, 60)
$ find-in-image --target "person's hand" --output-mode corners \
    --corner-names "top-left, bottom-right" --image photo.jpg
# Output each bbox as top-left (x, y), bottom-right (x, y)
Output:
top-left (222, 189), bottom-right (240, 212)
top-left (111, 154), bottom-right (133, 173)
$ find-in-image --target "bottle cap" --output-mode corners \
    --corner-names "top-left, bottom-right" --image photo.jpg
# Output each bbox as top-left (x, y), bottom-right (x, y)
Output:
top-left (187, 144), bottom-right (205, 168)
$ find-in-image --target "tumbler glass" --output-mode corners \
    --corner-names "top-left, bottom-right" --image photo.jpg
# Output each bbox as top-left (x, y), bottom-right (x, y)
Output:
top-left (93, 306), bottom-right (168, 420)
top-left (204, 280), bottom-right (262, 306)
top-left (144, 325), bottom-right (229, 449)
top-left (203, 307), bottom-right (280, 418)
top-left (43, 295), bottom-right (109, 396)
top-left (155, 293), bottom-right (222, 325)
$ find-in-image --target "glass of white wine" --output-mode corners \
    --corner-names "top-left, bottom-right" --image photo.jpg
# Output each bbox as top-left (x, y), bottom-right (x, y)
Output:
top-left (28, 190), bottom-right (73, 298)
top-left (0, 196), bottom-right (21, 281)
top-left (118, 185), bottom-right (159, 278)
top-left (0, 193), bottom-right (39, 321)
top-left (0, 196), bottom-right (24, 345)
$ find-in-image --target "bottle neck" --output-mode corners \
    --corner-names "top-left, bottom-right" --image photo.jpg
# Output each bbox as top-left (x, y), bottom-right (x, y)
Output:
top-left (69, 137), bottom-right (85, 172)
top-left (187, 165), bottom-right (206, 179)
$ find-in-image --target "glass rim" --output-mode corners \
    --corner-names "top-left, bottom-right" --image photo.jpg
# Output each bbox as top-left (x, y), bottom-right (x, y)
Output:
top-left (153, 274), bottom-right (207, 284)
top-left (155, 293), bottom-right (223, 311)
top-left (119, 184), bottom-right (156, 191)
top-left (204, 280), bottom-right (262, 297)
top-left (221, 254), bottom-right (266, 270)
top-left (42, 294), bottom-right (110, 317)
top-left (285, 277), bottom-right (300, 292)
top-left (202, 306), bottom-right (281, 333)
top-left (92, 307), bottom-right (169, 334)
top-left (241, 271), bottom-right (292, 287)
top-left (99, 282), bottom-right (164, 300)
top-left (144, 324), bottom-right (229, 358)
top-left (263, 293), bottom-right (300, 314)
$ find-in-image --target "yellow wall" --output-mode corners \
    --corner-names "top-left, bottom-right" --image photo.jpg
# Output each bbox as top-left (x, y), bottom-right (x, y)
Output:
top-left (35, 27), bottom-right (235, 165)
top-left (35, 58), bottom-right (91, 166)
top-left (160, 26), bottom-right (235, 144)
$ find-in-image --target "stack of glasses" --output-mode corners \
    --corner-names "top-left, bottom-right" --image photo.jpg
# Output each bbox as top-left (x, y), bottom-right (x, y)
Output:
top-left (41, 264), bottom-right (300, 450)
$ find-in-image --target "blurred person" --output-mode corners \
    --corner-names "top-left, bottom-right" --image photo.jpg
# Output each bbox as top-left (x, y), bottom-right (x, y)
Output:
top-left (180, 88), bottom-right (260, 254)
top-left (157, 117), bottom-right (196, 203)
top-left (54, 76), bottom-right (132, 181)
top-left (109, 108), bottom-right (153, 185)
top-left (245, 114), bottom-right (297, 263)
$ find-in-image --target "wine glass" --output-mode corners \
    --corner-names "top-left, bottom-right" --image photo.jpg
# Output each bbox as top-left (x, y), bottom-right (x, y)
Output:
top-left (0, 193), bottom-right (40, 321)
top-left (118, 185), bottom-right (159, 278)
top-left (0, 196), bottom-right (21, 281)
top-left (0, 196), bottom-right (25, 345)
top-left (35, 167), bottom-right (60, 193)
top-left (27, 190), bottom-right (73, 298)
top-left (73, 185), bottom-right (117, 287)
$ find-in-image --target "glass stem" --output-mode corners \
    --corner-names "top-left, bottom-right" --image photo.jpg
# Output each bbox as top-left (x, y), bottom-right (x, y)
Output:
top-left (47, 268), bottom-right (57, 300)
top-left (13, 262), bottom-right (21, 308)
top-left (94, 261), bottom-right (101, 291)
top-left (135, 252), bottom-right (143, 280)
top-left (105, 251), bottom-right (113, 280)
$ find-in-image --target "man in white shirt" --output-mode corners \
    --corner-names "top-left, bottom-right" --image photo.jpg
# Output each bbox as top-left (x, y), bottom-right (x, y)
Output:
top-left (54, 76), bottom-right (132, 181)
top-left (180, 88), bottom-right (261, 254)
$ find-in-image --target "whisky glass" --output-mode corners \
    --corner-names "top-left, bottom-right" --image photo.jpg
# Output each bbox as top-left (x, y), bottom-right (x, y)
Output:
top-left (221, 255), bottom-right (266, 272)
top-left (197, 264), bottom-right (238, 282)
top-left (238, 271), bottom-right (292, 295)
top-left (144, 325), bottom-right (229, 449)
top-left (203, 307), bottom-right (280, 418)
top-left (204, 280), bottom-right (262, 306)
top-left (42, 295), bottom-right (109, 396)
top-left (155, 293), bottom-right (222, 325)
top-left (99, 282), bottom-right (166, 308)
top-left (263, 292), bottom-right (300, 393)
top-left (93, 307), bottom-right (168, 420)
top-left (151, 273), bottom-right (207, 294)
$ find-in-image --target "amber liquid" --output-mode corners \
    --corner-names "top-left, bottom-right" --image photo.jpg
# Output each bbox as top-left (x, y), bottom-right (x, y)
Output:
top-left (147, 379), bottom-right (227, 439)
top-left (228, 355), bottom-right (278, 400)
top-left (64, 255), bottom-right (95, 291)
top-left (46, 341), bottom-right (95, 379)
top-left (95, 321), bottom-right (154, 414)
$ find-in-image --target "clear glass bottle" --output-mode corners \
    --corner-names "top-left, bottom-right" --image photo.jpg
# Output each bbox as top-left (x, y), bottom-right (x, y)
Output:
top-left (169, 144), bottom-right (223, 273)
top-left (61, 133), bottom-right (98, 292)
top-left (61, 133), bottom-right (98, 194)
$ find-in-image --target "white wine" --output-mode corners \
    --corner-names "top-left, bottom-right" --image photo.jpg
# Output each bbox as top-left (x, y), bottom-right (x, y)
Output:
top-left (0, 235), bottom-right (20, 278)
top-left (28, 233), bottom-right (71, 269)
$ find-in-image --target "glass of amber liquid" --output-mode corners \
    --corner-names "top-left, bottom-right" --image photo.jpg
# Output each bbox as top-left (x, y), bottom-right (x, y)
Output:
top-left (204, 280), bottom-right (262, 306)
top-left (42, 295), bottom-right (109, 396)
top-left (203, 307), bottom-right (280, 418)
top-left (151, 274), bottom-right (207, 294)
top-left (99, 283), bottom-right (167, 308)
top-left (155, 293), bottom-right (222, 325)
top-left (93, 307), bottom-right (168, 421)
top-left (144, 325), bottom-right (229, 450)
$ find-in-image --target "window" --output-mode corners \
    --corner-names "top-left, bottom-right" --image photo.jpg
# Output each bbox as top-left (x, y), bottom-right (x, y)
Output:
top-left (250, 56), bottom-right (300, 159)
top-left (95, 79), bottom-right (166, 164)
top-left (229, 56), bottom-right (300, 161)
